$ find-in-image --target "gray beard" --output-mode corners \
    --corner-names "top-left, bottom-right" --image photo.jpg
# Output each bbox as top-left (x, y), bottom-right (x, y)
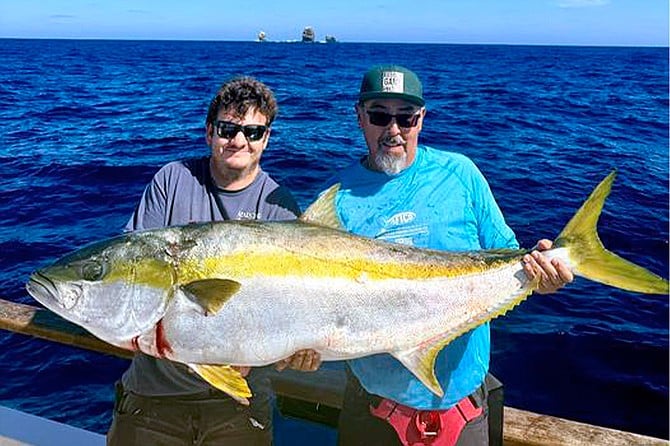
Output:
top-left (372, 149), bottom-right (408, 175)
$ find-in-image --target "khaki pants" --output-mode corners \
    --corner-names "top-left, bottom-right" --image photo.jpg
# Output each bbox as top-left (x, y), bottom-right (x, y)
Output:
top-left (107, 383), bottom-right (272, 446)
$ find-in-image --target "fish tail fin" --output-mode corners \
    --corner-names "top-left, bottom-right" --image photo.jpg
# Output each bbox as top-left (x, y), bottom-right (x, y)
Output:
top-left (554, 171), bottom-right (668, 295)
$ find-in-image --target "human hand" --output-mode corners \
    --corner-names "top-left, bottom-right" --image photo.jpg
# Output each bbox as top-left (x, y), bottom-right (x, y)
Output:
top-left (523, 239), bottom-right (574, 294)
top-left (275, 349), bottom-right (322, 372)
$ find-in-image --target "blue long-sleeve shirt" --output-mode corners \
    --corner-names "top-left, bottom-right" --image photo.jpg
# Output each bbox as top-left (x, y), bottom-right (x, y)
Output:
top-left (331, 145), bottom-right (518, 409)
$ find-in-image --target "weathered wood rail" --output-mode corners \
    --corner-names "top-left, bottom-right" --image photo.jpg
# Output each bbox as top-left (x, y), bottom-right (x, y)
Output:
top-left (0, 298), bottom-right (666, 445)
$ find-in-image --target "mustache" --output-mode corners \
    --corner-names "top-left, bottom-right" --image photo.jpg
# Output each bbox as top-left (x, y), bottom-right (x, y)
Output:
top-left (379, 134), bottom-right (407, 147)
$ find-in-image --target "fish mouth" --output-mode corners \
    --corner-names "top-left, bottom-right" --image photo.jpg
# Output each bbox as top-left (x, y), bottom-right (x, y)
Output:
top-left (26, 271), bottom-right (63, 308)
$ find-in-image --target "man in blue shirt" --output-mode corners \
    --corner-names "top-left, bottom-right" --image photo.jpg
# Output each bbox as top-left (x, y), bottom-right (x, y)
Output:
top-left (335, 65), bottom-right (573, 446)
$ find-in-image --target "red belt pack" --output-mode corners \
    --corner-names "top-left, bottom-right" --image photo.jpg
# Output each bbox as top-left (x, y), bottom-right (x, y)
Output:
top-left (369, 394), bottom-right (483, 446)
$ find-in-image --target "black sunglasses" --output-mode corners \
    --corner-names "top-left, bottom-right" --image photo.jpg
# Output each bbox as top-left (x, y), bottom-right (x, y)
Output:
top-left (366, 111), bottom-right (421, 128)
top-left (215, 120), bottom-right (268, 141)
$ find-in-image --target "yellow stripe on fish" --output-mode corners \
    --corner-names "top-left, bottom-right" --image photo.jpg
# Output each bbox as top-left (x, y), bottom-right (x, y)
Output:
top-left (180, 248), bottom-right (522, 282)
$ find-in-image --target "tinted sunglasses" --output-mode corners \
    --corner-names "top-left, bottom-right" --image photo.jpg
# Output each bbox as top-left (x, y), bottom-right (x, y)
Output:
top-left (215, 120), bottom-right (268, 141)
top-left (366, 111), bottom-right (421, 128)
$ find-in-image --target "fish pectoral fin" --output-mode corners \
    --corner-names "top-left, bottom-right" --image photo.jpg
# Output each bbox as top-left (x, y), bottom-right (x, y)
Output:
top-left (189, 364), bottom-right (251, 405)
top-left (391, 341), bottom-right (445, 397)
top-left (182, 279), bottom-right (241, 315)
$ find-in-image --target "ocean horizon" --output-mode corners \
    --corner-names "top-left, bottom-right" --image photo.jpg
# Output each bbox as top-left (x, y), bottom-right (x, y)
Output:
top-left (3, 36), bottom-right (669, 47)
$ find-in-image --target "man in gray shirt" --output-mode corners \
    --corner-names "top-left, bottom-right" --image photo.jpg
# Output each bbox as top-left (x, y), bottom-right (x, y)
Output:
top-left (107, 76), bottom-right (321, 445)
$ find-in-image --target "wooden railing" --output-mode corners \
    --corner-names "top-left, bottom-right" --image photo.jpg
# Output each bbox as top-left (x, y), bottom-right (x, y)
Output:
top-left (0, 298), bottom-right (666, 446)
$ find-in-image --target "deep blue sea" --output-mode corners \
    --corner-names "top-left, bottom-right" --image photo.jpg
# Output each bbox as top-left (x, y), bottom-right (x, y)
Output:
top-left (0, 39), bottom-right (668, 442)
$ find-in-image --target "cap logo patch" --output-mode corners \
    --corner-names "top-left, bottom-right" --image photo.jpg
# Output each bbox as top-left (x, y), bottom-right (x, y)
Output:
top-left (381, 71), bottom-right (404, 93)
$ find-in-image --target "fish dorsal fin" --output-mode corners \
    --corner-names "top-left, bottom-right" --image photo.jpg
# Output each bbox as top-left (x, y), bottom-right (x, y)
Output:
top-left (299, 183), bottom-right (344, 230)
top-left (189, 364), bottom-right (251, 405)
top-left (182, 279), bottom-right (241, 315)
top-left (391, 339), bottom-right (446, 397)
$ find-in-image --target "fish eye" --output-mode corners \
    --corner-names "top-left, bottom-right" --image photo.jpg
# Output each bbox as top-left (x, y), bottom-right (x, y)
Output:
top-left (80, 260), bottom-right (105, 281)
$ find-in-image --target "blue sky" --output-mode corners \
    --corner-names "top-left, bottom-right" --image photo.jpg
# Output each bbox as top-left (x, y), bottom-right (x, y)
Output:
top-left (0, 0), bottom-right (667, 46)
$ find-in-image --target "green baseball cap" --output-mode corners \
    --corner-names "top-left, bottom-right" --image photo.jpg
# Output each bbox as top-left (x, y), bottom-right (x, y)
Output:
top-left (359, 65), bottom-right (425, 106)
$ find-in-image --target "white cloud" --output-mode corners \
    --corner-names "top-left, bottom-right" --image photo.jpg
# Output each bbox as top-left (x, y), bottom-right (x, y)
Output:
top-left (558, 0), bottom-right (610, 8)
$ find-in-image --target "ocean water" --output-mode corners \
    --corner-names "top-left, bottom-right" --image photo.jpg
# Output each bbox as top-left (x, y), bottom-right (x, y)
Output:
top-left (0, 39), bottom-right (667, 442)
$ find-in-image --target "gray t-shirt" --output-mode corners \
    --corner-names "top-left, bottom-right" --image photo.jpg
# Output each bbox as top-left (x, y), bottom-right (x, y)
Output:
top-left (121, 157), bottom-right (300, 406)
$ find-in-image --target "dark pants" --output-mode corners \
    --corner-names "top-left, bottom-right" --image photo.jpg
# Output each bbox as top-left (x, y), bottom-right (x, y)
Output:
top-left (337, 370), bottom-right (489, 446)
top-left (107, 383), bottom-right (272, 446)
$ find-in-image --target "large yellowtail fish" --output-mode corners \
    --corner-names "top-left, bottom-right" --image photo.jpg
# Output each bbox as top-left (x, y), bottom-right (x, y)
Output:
top-left (26, 171), bottom-right (668, 404)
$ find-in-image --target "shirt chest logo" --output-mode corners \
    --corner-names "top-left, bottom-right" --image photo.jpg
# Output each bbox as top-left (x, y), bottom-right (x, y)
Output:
top-left (237, 210), bottom-right (260, 220)
top-left (385, 211), bottom-right (416, 226)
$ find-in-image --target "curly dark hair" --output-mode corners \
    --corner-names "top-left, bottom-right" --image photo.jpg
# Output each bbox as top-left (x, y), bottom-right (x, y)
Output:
top-left (205, 76), bottom-right (278, 127)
